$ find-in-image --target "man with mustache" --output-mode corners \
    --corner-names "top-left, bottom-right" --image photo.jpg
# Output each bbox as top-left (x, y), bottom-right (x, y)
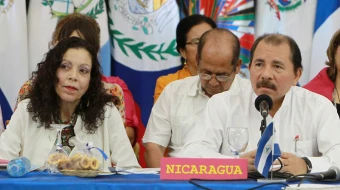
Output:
top-left (180, 33), bottom-right (340, 175)
top-left (143, 28), bottom-right (249, 168)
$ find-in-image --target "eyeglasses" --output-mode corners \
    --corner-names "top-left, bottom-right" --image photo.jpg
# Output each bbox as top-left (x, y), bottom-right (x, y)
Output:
top-left (198, 72), bottom-right (233, 82)
top-left (185, 38), bottom-right (200, 45)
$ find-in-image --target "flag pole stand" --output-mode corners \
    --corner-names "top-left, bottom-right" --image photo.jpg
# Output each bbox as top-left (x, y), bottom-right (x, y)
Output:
top-left (257, 169), bottom-right (286, 183)
top-left (257, 178), bottom-right (286, 183)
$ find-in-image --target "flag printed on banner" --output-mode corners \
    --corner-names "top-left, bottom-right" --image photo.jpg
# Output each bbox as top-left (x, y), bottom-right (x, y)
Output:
top-left (309, 0), bottom-right (340, 80)
top-left (217, 0), bottom-right (254, 78)
top-left (108, 0), bottom-right (180, 125)
top-left (28, 0), bottom-right (111, 75)
top-left (255, 0), bottom-right (317, 85)
top-left (184, 0), bottom-right (226, 19)
top-left (255, 122), bottom-right (281, 178)
top-left (0, 0), bottom-right (29, 124)
top-left (177, 0), bottom-right (255, 79)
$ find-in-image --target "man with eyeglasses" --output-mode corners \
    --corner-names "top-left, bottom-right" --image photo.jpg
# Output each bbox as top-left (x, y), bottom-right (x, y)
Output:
top-left (143, 28), bottom-right (249, 168)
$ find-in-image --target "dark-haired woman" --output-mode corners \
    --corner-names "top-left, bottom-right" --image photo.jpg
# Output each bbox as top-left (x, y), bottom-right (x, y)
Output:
top-left (0, 37), bottom-right (140, 170)
top-left (153, 14), bottom-right (217, 103)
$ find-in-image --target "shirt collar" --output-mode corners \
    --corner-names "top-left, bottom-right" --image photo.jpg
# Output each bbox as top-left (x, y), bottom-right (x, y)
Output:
top-left (186, 75), bottom-right (202, 97)
top-left (228, 75), bottom-right (241, 92)
top-left (280, 86), bottom-right (293, 108)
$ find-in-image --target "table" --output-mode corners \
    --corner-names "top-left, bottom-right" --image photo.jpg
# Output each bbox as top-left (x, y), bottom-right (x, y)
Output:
top-left (0, 171), bottom-right (339, 190)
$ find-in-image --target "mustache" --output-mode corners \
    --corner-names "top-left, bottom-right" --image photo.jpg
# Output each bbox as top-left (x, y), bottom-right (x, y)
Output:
top-left (256, 80), bottom-right (277, 90)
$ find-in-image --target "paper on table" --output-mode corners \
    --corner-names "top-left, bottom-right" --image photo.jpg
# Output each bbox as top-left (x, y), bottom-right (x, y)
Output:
top-left (30, 164), bottom-right (44, 172)
top-left (110, 167), bottom-right (160, 175)
top-left (287, 184), bottom-right (340, 189)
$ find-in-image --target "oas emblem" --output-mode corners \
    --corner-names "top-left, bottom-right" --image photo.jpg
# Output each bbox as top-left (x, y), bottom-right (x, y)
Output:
top-left (109, 0), bottom-right (180, 69)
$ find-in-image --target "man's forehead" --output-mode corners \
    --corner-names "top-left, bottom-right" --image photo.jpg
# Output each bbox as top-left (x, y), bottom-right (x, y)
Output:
top-left (253, 57), bottom-right (284, 64)
top-left (199, 60), bottom-right (235, 73)
top-left (203, 35), bottom-right (233, 47)
top-left (201, 42), bottom-right (234, 58)
top-left (258, 40), bottom-right (290, 51)
top-left (254, 41), bottom-right (291, 60)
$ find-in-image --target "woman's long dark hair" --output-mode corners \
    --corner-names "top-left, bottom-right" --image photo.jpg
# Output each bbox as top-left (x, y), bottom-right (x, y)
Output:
top-left (27, 37), bottom-right (119, 133)
top-left (326, 29), bottom-right (340, 82)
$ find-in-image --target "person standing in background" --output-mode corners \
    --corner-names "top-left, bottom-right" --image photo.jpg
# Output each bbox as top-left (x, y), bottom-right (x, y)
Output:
top-left (153, 14), bottom-right (217, 103)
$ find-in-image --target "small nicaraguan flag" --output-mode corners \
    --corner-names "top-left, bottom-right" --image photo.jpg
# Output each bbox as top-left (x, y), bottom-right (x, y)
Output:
top-left (254, 122), bottom-right (281, 178)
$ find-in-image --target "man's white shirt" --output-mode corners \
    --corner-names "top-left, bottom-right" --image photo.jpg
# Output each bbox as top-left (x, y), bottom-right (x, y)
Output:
top-left (143, 75), bottom-right (249, 157)
top-left (180, 80), bottom-right (340, 173)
